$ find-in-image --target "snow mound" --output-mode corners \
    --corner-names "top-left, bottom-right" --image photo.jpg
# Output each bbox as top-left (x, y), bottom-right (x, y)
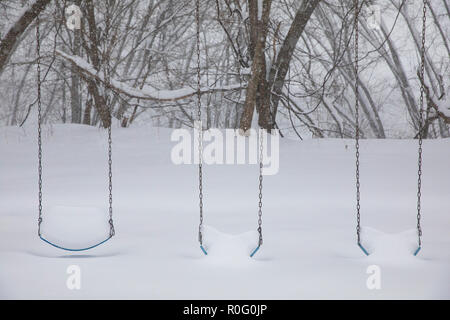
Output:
top-left (39, 206), bottom-right (111, 250)
top-left (362, 227), bottom-right (420, 263)
top-left (201, 225), bottom-right (259, 265)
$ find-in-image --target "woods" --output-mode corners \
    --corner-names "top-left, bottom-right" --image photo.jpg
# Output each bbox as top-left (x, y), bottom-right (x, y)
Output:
top-left (0, 0), bottom-right (448, 137)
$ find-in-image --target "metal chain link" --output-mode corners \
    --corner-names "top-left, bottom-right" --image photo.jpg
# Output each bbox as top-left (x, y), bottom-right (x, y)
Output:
top-left (257, 128), bottom-right (263, 246)
top-left (195, 0), bottom-right (263, 248)
top-left (105, 9), bottom-right (115, 238)
top-left (196, 0), bottom-right (204, 246)
top-left (35, 9), bottom-right (114, 238)
top-left (36, 14), bottom-right (43, 237)
top-left (354, 0), bottom-right (361, 245)
top-left (107, 82), bottom-right (114, 238)
top-left (417, 1), bottom-right (427, 247)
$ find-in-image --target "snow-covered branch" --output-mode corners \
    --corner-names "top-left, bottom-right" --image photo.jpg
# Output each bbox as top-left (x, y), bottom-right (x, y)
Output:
top-left (55, 50), bottom-right (245, 102)
top-left (418, 71), bottom-right (450, 124)
top-left (430, 95), bottom-right (450, 124)
top-left (0, 0), bottom-right (51, 74)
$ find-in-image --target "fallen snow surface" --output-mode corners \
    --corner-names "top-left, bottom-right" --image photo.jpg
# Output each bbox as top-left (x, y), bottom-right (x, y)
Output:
top-left (0, 124), bottom-right (449, 299)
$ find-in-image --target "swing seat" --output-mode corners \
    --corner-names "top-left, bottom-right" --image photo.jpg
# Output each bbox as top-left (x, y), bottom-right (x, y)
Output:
top-left (358, 243), bottom-right (370, 256)
top-left (39, 235), bottom-right (112, 251)
top-left (199, 226), bottom-right (259, 258)
top-left (359, 228), bottom-right (424, 258)
top-left (250, 246), bottom-right (260, 257)
top-left (39, 206), bottom-right (112, 251)
top-left (201, 245), bottom-right (260, 257)
top-left (200, 245), bottom-right (208, 255)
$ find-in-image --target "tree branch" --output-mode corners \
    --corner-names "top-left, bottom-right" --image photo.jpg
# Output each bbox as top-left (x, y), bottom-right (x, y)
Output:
top-left (55, 50), bottom-right (245, 102)
top-left (0, 0), bottom-right (51, 74)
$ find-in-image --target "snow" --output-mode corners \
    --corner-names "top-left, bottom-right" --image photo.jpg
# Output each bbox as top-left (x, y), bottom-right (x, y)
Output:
top-left (39, 206), bottom-right (111, 250)
top-left (201, 225), bottom-right (259, 266)
top-left (0, 124), bottom-right (449, 299)
top-left (361, 228), bottom-right (420, 264)
top-left (56, 50), bottom-right (243, 102)
top-left (435, 93), bottom-right (450, 118)
top-left (257, 0), bottom-right (263, 20)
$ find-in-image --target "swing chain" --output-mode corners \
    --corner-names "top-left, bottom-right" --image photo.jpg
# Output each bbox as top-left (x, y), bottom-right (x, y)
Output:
top-left (354, 0), bottom-right (361, 245)
top-left (195, 0), bottom-right (263, 250)
top-left (35, 9), bottom-right (114, 239)
top-left (36, 14), bottom-right (43, 237)
top-left (104, 11), bottom-right (115, 238)
top-left (196, 0), bottom-right (204, 246)
top-left (108, 112), bottom-right (114, 237)
top-left (107, 75), bottom-right (114, 237)
top-left (417, 1), bottom-right (427, 247)
top-left (257, 128), bottom-right (263, 246)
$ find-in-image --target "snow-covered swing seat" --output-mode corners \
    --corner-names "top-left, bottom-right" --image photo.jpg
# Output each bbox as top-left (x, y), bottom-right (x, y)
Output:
top-left (193, 1), bottom-right (263, 258)
top-left (35, 16), bottom-right (115, 252)
top-left (353, 0), bottom-right (427, 257)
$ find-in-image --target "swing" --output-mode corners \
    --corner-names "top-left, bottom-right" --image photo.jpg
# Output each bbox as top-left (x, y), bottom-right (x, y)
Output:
top-left (353, 0), bottom-right (426, 256)
top-left (35, 14), bottom-right (115, 251)
top-left (194, 0), bottom-right (263, 258)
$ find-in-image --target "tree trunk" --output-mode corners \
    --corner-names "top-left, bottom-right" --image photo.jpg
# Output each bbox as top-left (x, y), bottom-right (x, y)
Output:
top-left (83, 98), bottom-right (93, 125)
top-left (84, 1), bottom-right (112, 128)
top-left (70, 22), bottom-right (82, 123)
top-left (239, 0), bottom-right (272, 132)
top-left (11, 63), bottom-right (32, 125)
top-left (267, 0), bottom-right (321, 127)
top-left (240, 0), bottom-right (320, 132)
top-left (0, 0), bottom-right (51, 75)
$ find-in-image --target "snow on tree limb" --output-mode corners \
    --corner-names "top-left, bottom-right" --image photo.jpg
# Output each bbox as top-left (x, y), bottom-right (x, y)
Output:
top-left (431, 95), bottom-right (450, 124)
top-left (418, 70), bottom-right (450, 124)
top-left (55, 50), bottom-right (244, 102)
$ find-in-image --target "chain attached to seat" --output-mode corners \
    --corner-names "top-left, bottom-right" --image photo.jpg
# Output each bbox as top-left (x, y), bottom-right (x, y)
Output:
top-left (415, 0), bottom-right (427, 255)
top-left (353, 0), bottom-right (427, 256)
top-left (353, 0), bottom-right (369, 256)
top-left (105, 8), bottom-right (115, 238)
top-left (353, 0), bottom-right (367, 255)
top-left (36, 13), bottom-right (43, 237)
top-left (195, 0), bottom-right (263, 256)
top-left (257, 128), bottom-right (264, 247)
top-left (195, 0), bottom-right (204, 250)
top-left (35, 10), bottom-right (115, 248)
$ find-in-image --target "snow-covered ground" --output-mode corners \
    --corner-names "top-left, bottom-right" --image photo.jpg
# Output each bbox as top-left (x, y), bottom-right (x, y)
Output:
top-left (0, 124), bottom-right (449, 299)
